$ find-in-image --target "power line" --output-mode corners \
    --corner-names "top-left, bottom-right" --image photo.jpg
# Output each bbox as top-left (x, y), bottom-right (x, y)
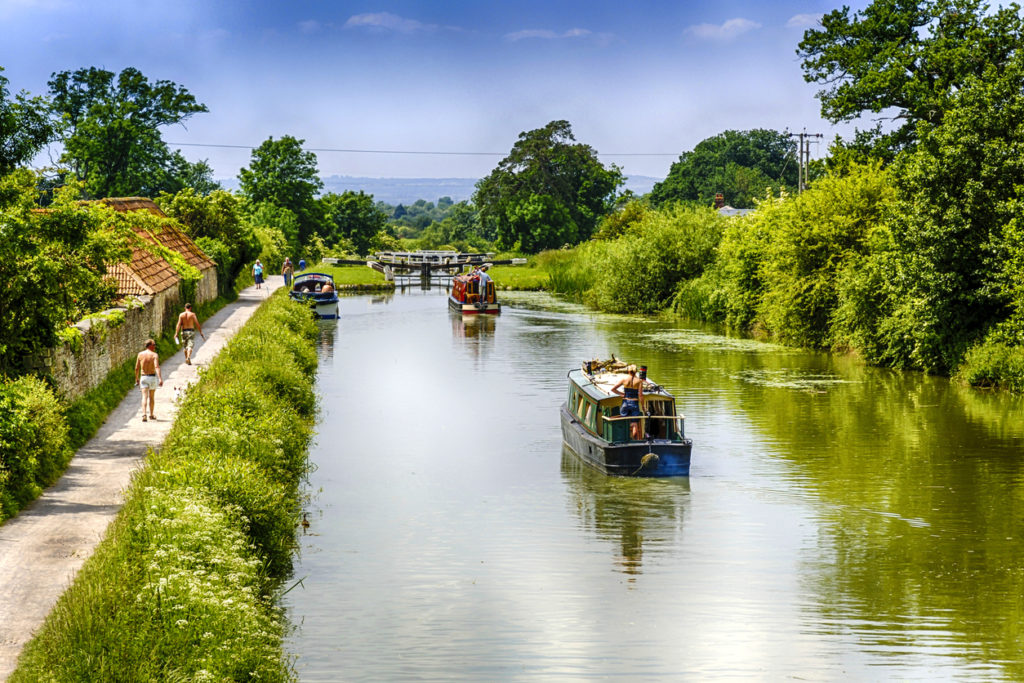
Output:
top-left (166, 141), bottom-right (679, 157)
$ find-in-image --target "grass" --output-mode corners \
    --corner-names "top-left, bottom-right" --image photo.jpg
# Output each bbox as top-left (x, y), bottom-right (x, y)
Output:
top-left (10, 292), bottom-right (317, 682)
top-left (489, 262), bottom-right (550, 291)
top-left (315, 263), bottom-right (391, 288)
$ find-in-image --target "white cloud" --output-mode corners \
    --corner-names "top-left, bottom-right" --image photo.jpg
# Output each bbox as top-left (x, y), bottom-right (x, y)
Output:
top-left (344, 12), bottom-right (446, 34)
top-left (684, 18), bottom-right (762, 41)
top-left (786, 14), bottom-right (822, 29)
top-left (504, 27), bottom-right (613, 43)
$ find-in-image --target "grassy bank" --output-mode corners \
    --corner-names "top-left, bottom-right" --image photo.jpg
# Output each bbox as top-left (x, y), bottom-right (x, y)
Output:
top-left (11, 292), bottom-right (318, 681)
top-left (316, 263), bottom-right (392, 289)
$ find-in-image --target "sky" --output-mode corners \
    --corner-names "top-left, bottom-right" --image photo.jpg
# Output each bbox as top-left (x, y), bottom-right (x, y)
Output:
top-left (0, 0), bottom-right (870, 182)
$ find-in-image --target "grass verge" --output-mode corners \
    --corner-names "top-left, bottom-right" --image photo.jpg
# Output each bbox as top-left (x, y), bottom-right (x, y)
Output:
top-left (10, 291), bottom-right (318, 682)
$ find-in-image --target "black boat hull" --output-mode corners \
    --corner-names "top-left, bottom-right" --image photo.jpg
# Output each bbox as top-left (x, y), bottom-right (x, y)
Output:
top-left (560, 404), bottom-right (691, 477)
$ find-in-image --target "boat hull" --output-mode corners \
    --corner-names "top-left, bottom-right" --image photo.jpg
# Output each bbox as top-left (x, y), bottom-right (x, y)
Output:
top-left (314, 300), bottom-right (339, 319)
top-left (560, 404), bottom-right (691, 477)
top-left (448, 296), bottom-right (500, 314)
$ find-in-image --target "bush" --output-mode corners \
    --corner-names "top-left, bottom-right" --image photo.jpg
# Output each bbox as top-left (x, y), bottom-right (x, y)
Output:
top-left (0, 376), bottom-right (71, 521)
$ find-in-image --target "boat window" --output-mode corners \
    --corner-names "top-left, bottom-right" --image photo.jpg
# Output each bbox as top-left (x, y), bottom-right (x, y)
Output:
top-left (584, 401), bottom-right (594, 426)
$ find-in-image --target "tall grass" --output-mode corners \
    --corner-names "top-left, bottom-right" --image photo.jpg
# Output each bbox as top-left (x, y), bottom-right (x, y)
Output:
top-left (11, 292), bottom-right (318, 682)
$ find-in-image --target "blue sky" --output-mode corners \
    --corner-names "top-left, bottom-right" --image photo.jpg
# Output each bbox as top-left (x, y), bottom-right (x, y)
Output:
top-left (1, 0), bottom-right (868, 181)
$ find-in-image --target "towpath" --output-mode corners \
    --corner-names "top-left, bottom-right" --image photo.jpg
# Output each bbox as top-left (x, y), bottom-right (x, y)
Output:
top-left (0, 278), bottom-right (283, 680)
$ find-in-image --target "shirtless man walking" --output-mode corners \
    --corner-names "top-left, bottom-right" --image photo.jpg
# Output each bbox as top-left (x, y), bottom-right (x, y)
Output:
top-left (174, 303), bottom-right (205, 365)
top-left (134, 339), bottom-right (163, 422)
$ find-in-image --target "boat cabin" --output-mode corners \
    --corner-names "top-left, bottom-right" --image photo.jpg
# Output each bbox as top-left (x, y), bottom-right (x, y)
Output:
top-left (566, 367), bottom-right (684, 444)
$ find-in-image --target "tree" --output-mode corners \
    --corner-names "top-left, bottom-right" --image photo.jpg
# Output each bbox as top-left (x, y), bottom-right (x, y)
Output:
top-left (474, 120), bottom-right (623, 253)
top-left (650, 129), bottom-right (798, 207)
top-left (155, 188), bottom-right (259, 293)
top-left (852, 50), bottom-right (1024, 372)
top-left (238, 135), bottom-right (323, 245)
top-left (798, 0), bottom-right (1024, 157)
top-left (0, 171), bottom-right (133, 374)
top-left (320, 190), bottom-right (387, 256)
top-left (48, 66), bottom-right (208, 198)
top-left (0, 67), bottom-right (56, 176)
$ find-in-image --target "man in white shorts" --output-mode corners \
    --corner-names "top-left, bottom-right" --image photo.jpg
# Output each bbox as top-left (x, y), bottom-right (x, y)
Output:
top-left (134, 338), bottom-right (163, 422)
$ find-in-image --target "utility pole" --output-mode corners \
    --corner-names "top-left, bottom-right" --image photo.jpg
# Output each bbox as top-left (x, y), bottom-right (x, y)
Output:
top-left (788, 130), bottom-right (823, 193)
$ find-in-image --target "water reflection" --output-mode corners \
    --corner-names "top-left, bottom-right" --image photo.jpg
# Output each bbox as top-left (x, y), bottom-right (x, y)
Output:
top-left (561, 447), bottom-right (690, 578)
top-left (288, 290), bottom-right (1024, 680)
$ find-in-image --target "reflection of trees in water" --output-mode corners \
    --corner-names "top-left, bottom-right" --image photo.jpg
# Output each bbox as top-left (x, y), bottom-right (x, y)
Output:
top-left (561, 447), bottom-right (689, 578)
top-left (604, 316), bottom-right (1024, 674)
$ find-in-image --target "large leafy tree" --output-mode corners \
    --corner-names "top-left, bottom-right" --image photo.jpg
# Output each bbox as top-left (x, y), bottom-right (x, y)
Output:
top-left (0, 171), bottom-right (133, 374)
top-left (474, 120), bottom-right (623, 253)
top-left (238, 135), bottom-right (324, 245)
top-left (798, 0), bottom-right (1024, 157)
top-left (48, 66), bottom-right (209, 198)
top-left (650, 129), bottom-right (798, 208)
top-left (853, 51), bottom-right (1024, 372)
top-left (0, 67), bottom-right (56, 176)
top-left (320, 190), bottom-right (387, 256)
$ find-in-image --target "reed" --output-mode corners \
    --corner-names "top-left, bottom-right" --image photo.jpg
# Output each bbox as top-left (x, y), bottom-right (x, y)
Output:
top-left (11, 291), bottom-right (318, 682)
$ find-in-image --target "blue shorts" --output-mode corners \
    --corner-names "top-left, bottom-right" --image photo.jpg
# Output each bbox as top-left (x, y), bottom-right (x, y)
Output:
top-left (620, 399), bottom-right (640, 417)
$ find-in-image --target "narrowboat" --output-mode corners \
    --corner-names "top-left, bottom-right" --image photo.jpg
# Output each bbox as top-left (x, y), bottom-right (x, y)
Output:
top-left (448, 269), bottom-right (500, 314)
top-left (288, 272), bottom-right (340, 319)
top-left (560, 359), bottom-right (692, 477)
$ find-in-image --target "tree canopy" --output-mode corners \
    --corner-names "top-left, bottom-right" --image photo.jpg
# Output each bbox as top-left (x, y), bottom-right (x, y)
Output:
top-left (48, 66), bottom-right (209, 198)
top-left (650, 129), bottom-right (798, 208)
top-left (320, 190), bottom-right (387, 256)
top-left (238, 135), bottom-right (323, 246)
top-left (474, 120), bottom-right (623, 253)
top-left (798, 0), bottom-right (1024, 156)
top-left (0, 67), bottom-right (56, 176)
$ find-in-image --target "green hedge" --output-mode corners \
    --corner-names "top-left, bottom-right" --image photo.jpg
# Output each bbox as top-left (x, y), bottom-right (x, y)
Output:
top-left (11, 292), bottom-right (318, 682)
top-left (0, 376), bottom-right (71, 521)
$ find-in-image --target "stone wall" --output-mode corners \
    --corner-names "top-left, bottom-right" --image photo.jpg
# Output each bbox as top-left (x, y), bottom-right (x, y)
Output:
top-left (38, 269), bottom-right (216, 403)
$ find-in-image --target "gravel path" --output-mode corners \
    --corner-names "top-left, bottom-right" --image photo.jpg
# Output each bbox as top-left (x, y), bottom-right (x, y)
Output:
top-left (0, 278), bottom-right (282, 680)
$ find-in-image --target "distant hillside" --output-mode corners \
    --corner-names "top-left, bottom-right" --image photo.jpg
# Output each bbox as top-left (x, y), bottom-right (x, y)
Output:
top-left (220, 175), bottom-right (662, 205)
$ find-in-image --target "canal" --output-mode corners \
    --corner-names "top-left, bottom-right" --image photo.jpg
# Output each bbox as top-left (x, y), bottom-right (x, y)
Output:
top-left (284, 288), bottom-right (1024, 681)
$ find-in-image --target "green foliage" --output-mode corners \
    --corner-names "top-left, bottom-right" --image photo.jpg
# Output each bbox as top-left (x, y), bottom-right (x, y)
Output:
top-left (955, 339), bottom-right (1024, 392)
top-left (542, 243), bottom-right (606, 303)
top-left (0, 66), bottom-right (56, 175)
top-left (798, 0), bottom-right (1024, 157)
top-left (238, 135), bottom-right (324, 245)
top-left (11, 293), bottom-right (317, 682)
top-left (851, 52), bottom-right (1024, 372)
top-left (0, 173), bottom-right (133, 374)
top-left (48, 66), bottom-right (208, 198)
top-left (156, 188), bottom-right (260, 293)
top-left (0, 376), bottom-right (70, 521)
top-left (755, 163), bottom-right (895, 346)
top-left (320, 190), bottom-right (388, 256)
top-left (474, 120), bottom-right (623, 253)
top-left (592, 205), bottom-right (725, 314)
top-left (650, 129), bottom-right (798, 208)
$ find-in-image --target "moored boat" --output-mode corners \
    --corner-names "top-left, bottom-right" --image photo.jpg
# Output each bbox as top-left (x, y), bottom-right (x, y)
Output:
top-left (560, 359), bottom-right (692, 476)
top-left (448, 268), bottom-right (500, 314)
top-left (288, 272), bottom-right (340, 319)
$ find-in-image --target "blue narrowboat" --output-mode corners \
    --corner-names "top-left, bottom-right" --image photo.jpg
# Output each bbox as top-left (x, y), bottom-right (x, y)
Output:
top-left (560, 360), bottom-right (692, 477)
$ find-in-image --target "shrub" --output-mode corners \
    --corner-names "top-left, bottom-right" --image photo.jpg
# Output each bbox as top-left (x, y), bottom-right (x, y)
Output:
top-left (0, 376), bottom-right (70, 521)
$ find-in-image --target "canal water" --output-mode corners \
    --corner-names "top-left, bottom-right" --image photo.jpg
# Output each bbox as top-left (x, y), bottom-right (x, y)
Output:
top-left (284, 288), bottom-right (1024, 681)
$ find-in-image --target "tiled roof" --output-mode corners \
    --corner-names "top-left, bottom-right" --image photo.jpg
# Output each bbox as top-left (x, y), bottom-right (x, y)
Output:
top-left (101, 197), bottom-right (216, 297)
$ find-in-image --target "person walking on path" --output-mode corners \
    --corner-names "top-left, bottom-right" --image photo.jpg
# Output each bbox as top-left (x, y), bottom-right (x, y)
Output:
top-left (298, 257), bottom-right (306, 272)
top-left (282, 257), bottom-right (294, 287)
top-left (134, 338), bottom-right (163, 422)
top-left (253, 259), bottom-right (265, 289)
top-left (174, 303), bottom-right (205, 365)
